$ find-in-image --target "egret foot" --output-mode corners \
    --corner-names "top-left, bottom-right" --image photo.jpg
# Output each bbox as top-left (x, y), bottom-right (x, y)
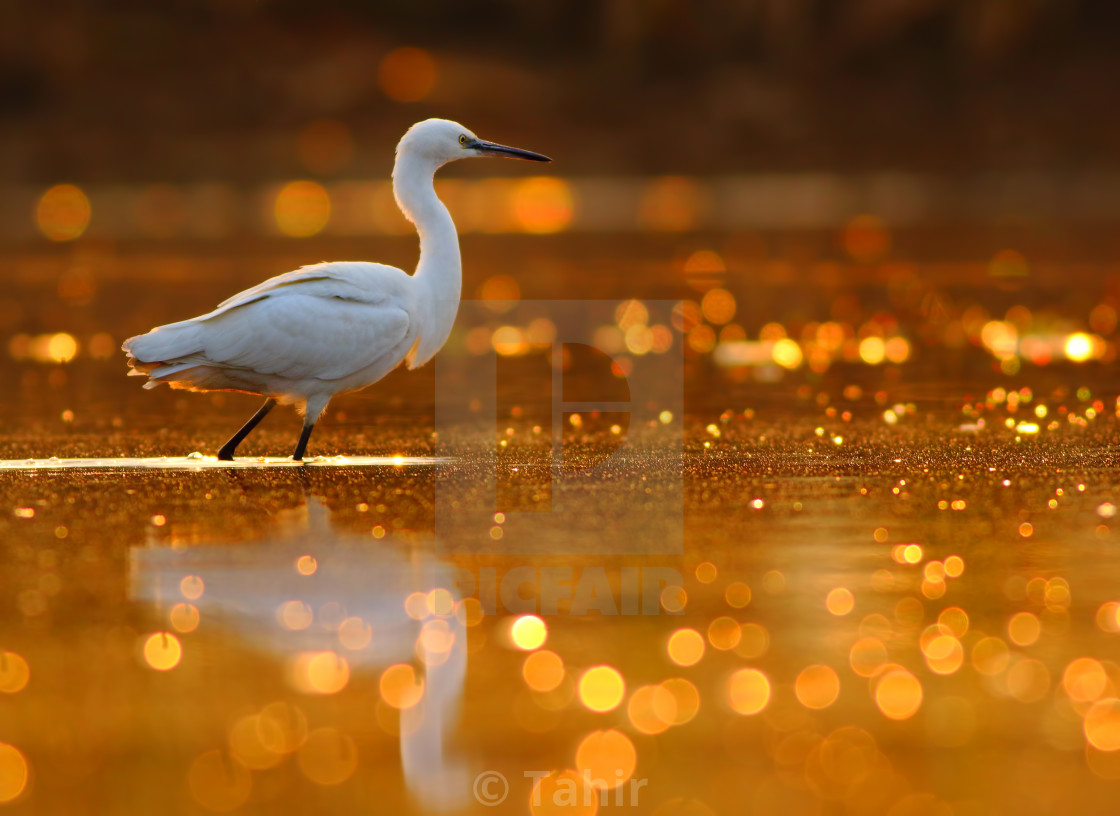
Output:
top-left (292, 423), bottom-right (315, 462)
top-left (217, 398), bottom-right (277, 461)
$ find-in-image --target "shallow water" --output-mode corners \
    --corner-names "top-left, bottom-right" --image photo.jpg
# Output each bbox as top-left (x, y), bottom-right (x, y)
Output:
top-left (0, 456), bottom-right (451, 470)
top-left (4, 381), bottom-right (1120, 815)
top-left (4, 233), bottom-right (1120, 814)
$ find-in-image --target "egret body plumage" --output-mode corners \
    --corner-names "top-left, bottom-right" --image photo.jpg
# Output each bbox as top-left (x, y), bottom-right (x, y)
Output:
top-left (122, 119), bottom-right (549, 460)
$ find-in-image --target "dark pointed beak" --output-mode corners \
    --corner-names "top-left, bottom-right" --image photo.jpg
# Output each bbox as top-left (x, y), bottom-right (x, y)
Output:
top-left (468, 139), bottom-right (551, 162)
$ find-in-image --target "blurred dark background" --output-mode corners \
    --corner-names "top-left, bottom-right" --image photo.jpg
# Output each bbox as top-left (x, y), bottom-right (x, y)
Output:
top-left (4, 0), bottom-right (1120, 183)
top-left (4, 0), bottom-right (1120, 415)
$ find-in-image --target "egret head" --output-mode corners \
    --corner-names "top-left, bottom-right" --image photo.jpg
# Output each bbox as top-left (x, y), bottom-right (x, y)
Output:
top-left (397, 118), bottom-right (550, 167)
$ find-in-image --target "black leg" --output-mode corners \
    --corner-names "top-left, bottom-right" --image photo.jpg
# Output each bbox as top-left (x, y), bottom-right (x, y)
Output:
top-left (217, 399), bottom-right (277, 461)
top-left (292, 422), bottom-right (315, 462)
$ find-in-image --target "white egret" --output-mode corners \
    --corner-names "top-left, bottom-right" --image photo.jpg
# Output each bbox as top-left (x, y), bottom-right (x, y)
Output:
top-left (123, 119), bottom-right (550, 461)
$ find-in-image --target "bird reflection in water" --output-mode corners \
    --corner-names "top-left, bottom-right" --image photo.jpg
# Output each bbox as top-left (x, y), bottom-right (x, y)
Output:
top-left (128, 489), bottom-right (470, 811)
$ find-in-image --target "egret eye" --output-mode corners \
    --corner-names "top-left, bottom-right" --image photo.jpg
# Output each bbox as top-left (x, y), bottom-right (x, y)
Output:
top-left (459, 134), bottom-right (468, 145)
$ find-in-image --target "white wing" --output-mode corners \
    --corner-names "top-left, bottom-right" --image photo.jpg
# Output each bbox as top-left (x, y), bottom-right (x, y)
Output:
top-left (198, 293), bottom-right (412, 381)
top-left (127, 262), bottom-right (416, 383)
top-left (211, 261), bottom-right (406, 315)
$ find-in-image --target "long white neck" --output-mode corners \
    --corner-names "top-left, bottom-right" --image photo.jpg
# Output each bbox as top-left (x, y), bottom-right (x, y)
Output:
top-left (392, 152), bottom-right (463, 368)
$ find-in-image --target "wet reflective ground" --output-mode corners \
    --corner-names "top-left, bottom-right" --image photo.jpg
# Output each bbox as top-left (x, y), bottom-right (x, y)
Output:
top-left (5, 233), bottom-right (1120, 815)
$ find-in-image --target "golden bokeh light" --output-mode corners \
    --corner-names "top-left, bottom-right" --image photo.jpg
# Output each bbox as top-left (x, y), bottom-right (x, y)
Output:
top-left (297, 727), bottom-right (359, 786)
top-left (274, 181), bottom-right (331, 237)
top-left (858, 336), bottom-right (886, 365)
top-left (922, 634), bottom-right (964, 675)
top-left (660, 585), bottom-right (688, 613)
top-left (403, 591), bottom-right (429, 621)
top-left (1085, 698), bottom-right (1120, 751)
top-left (971, 636), bottom-right (1011, 676)
top-left (46, 333), bottom-right (78, 363)
top-left (142, 632), bottom-right (182, 671)
top-left (826, 587), bottom-right (855, 616)
top-left (892, 544), bottom-right (923, 565)
top-left (378, 47), bottom-right (438, 102)
top-left (706, 616), bottom-right (741, 651)
top-left (479, 274), bottom-right (521, 308)
top-left (1097, 601), bottom-right (1120, 634)
top-left (338, 616), bottom-right (372, 650)
top-left (510, 614), bottom-right (549, 650)
top-left (627, 684), bottom-right (676, 735)
top-left (0, 744), bottom-right (27, 804)
top-left (724, 581), bottom-right (752, 608)
top-left (169, 602), bottom-right (200, 634)
top-left (683, 246), bottom-right (726, 272)
top-left (0, 653), bottom-right (30, 694)
top-left (874, 667), bottom-right (923, 720)
top-left (456, 597), bottom-right (484, 628)
top-left (296, 555), bottom-right (317, 575)
top-left (578, 665), bottom-right (625, 713)
top-left (1063, 657), bottom-right (1109, 703)
top-left (379, 663), bottom-right (425, 709)
top-left (228, 714), bottom-right (284, 771)
top-left (735, 622), bottom-right (769, 659)
top-left (667, 628), bottom-right (705, 667)
top-left (884, 336), bottom-right (910, 363)
top-left (575, 729), bottom-right (636, 790)
top-left (1065, 332), bottom-right (1094, 362)
top-left (258, 702), bottom-right (308, 754)
top-left (923, 561), bottom-right (945, 584)
top-left (523, 650), bottom-right (565, 693)
top-left (700, 289), bottom-right (736, 325)
top-left (688, 324), bottom-right (717, 354)
top-left (728, 668), bottom-right (771, 715)
top-left (189, 750), bottom-right (251, 812)
top-left (772, 338), bottom-right (803, 369)
top-left (795, 664), bottom-right (841, 710)
top-left (277, 600), bottom-right (314, 630)
top-left (849, 637), bottom-right (888, 678)
top-left (290, 651), bottom-right (350, 695)
top-left (512, 177), bottom-right (574, 233)
top-left (417, 618), bottom-right (456, 665)
top-left (694, 562), bottom-right (718, 583)
top-left (1044, 577), bottom-right (1071, 612)
top-left (659, 678), bottom-right (700, 726)
top-left (492, 326), bottom-right (529, 356)
top-left (1087, 743), bottom-right (1120, 779)
top-left (36, 184), bottom-right (91, 241)
top-left (425, 587), bottom-right (455, 617)
top-left (1008, 611), bottom-right (1041, 646)
top-left (937, 606), bottom-right (969, 637)
top-left (180, 575), bottom-right (204, 600)
top-left (615, 299), bottom-right (649, 332)
top-left (981, 320), bottom-right (1019, 360)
